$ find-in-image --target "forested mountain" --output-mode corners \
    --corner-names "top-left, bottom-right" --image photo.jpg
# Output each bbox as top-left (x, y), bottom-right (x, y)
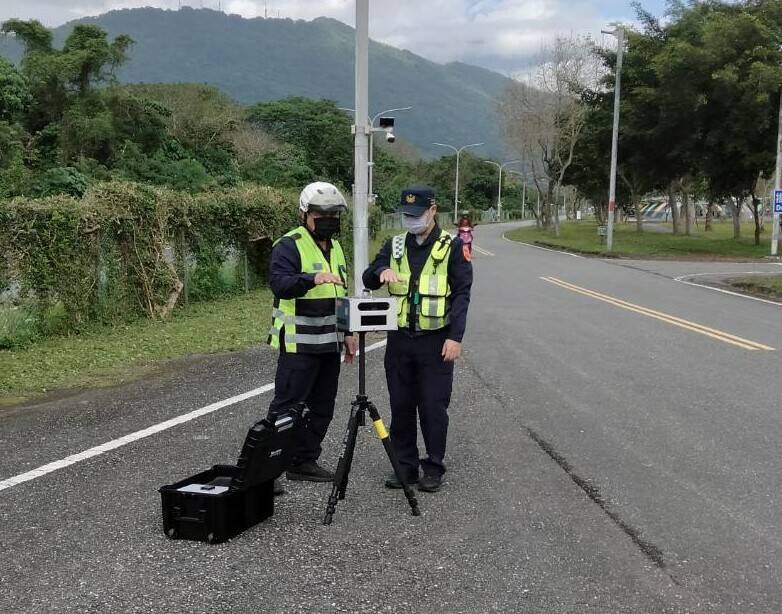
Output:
top-left (0, 7), bottom-right (510, 157)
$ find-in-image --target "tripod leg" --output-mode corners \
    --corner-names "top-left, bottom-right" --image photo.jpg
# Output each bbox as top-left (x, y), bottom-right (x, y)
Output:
top-left (323, 403), bottom-right (360, 525)
top-left (337, 405), bottom-right (362, 500)
top-left (366, 402), bottom-right (421, 517)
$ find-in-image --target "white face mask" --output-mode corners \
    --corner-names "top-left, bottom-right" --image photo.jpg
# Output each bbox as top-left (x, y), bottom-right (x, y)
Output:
top-left (403, 210), bottom-right (431, 235)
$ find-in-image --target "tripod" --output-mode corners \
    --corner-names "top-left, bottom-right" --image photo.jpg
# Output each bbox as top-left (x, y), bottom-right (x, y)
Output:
top-left (323, 332), bottom-right (421, 525)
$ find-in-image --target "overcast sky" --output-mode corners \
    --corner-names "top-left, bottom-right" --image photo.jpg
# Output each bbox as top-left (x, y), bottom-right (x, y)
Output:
top-left (0, 1), bottom-right (668, 74)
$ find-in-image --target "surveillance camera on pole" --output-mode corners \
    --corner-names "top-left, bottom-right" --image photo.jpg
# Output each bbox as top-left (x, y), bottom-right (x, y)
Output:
top-left (378, 116), bottom-right (396, 143)
top-left (341, 107), bottom-right (411, 207)
top-left (367, 108), bottom-right (411, 205)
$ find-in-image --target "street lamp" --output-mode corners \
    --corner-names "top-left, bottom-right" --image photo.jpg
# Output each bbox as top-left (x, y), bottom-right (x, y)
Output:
top-left (772, 93), bottom-right (782, 256)
top-left (484, 159), bottom-right (520, 221)
top-left (602, 23), bottom-right (626, 252)
top-left (432, 141), bottom-right (484, 220)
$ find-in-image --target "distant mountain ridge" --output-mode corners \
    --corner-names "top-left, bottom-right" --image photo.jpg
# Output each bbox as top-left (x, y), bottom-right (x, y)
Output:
top-left (0, 7), bottom-right (511, 158)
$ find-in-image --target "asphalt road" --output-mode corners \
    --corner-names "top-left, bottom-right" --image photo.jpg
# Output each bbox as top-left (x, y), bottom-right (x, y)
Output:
top-left (1, 222), bottom-right (781, 613)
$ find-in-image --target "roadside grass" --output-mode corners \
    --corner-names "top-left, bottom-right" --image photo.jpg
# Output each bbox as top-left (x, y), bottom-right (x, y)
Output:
top-left (505, 220), bottom-right (772, 260)
top-left (0, 289), bottom-right (274, 406)
top-left (727, 275), bottom-right (782, 300)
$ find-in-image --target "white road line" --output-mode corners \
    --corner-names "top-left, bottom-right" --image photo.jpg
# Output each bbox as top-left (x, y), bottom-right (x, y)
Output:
top-left (673, 276), bottom-right (782, 307)
top-left (472, 244), bottom-right (495, 257)
top-left (0, 340), bottom-right (388, 493)
top-left (501, 233), bottom-right (585, 258)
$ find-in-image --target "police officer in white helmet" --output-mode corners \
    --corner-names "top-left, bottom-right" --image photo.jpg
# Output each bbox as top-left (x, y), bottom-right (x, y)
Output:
top-left (266, 182), bottom-right (357, 485)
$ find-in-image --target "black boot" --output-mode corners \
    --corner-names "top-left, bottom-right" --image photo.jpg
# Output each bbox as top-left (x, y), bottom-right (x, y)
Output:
top-left (417, 473), bottom-right (443, 493)
top-left (286, 461), bottom-right (334, 482)
top-left (384, 471), bottom-right (419, 489)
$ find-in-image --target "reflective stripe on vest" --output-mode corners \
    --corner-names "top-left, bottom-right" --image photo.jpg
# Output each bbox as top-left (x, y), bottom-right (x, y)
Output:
top-left (388, 229), bottom-right (452, 331)
top-left (268, 227), bottom-right (347, 353)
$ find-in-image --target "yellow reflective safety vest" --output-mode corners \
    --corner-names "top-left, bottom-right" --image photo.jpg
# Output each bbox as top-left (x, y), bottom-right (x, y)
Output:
top-left (268, 226), bottom-right (348, 353)
top-left (387, 229), bottom-right (452, 331)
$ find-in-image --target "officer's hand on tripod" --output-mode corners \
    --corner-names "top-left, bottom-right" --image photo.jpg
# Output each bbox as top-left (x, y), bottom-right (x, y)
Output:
top-left (442, 339), bottom-right (462, 362)
top-left (344, 335), bottom-right (357, 364)
top-left (379, 268), bottom-right (401, 284)
top-left (314, 272), bottom-right (344, 286)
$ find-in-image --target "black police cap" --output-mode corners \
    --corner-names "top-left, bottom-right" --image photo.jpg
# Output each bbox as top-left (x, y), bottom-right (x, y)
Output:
top-left (398, 186), bottom-right (436, 216)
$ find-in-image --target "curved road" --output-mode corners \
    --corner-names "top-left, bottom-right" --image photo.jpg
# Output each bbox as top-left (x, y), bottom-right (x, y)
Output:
top-left (1, 222), bottom-right (781, 613)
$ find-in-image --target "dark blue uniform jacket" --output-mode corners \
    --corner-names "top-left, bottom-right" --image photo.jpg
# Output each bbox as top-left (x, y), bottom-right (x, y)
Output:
top-left (362, 225), bottom-right (473, 342)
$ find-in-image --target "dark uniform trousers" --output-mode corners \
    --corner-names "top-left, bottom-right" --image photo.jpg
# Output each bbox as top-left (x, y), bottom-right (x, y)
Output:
top-left (268, 350), bottom-right (341, 464)
top-left (385, 328), bottom-right (453, 478)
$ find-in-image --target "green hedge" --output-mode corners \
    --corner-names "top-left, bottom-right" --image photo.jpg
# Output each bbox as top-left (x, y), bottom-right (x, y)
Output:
top-left (0, 180), bottom-right (381, 345)
top-left (0, 181), bottom-right (297, 336)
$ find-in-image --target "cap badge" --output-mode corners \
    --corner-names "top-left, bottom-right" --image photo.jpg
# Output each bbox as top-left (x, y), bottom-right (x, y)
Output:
top-left (405, 194), bottom-right (417, 204)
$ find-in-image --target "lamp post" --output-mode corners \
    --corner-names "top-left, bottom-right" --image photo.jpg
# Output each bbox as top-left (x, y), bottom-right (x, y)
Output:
top-left (352, 0), bottom-right (370, 295)
top-left (484, 159), bottom-right (521, 221)
top-left (773, 93), bottom-right (782, 256)
top-left (432, 141), bottom-right (484, 220)
top-left (602, 23), bottom-right (626, 252)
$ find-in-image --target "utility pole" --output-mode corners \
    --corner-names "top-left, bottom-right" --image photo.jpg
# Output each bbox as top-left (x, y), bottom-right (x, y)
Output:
top-left (433, 142), bottom-right (484, 220)
top-left (603, 24), bottom-right (625, 252)
top-left (353, 0), bottom-right (370, 295)
top-left (773, 93), bottom-right (782, 256)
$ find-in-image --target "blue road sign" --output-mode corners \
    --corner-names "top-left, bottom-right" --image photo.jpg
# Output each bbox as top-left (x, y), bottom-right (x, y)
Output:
top-left (775, 190), bottom-right (782, 214)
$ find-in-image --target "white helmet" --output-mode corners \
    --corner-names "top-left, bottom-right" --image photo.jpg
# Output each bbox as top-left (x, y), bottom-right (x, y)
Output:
top-left (299, 182), bottom-right (348, 214)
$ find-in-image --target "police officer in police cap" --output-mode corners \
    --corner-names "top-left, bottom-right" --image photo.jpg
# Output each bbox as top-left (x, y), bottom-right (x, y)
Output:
top-left (363, 186), bottom-right (473, 492)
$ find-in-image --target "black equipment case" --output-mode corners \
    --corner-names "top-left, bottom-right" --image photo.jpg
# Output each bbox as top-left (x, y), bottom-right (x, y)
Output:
top-left (160, 406), bottom-right (301, 544)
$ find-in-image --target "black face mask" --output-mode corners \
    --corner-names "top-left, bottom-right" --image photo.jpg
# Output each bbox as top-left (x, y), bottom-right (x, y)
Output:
top-left (311, 216), bottom-right (341, 241)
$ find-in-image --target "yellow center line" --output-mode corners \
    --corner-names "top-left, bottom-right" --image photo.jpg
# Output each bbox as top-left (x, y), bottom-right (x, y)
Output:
top-left (549, 277), bottom-right (776, 350)
top-left (541, 276), bottom-right (775, 352)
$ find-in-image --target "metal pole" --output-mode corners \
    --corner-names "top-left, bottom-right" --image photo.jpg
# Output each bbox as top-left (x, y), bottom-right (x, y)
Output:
top-left (498, 168), bottom-right (503, 221)
top-left (773, 93), bottom-right (782, 256)
top-left (522, 182), bottom-right (526, 219)
top-left (485, 160), bottom-right (519, 221)
top-left (434, 142), bottom-right (483, 220)
top-left (353, 0), bottom-right (370, 295)
top-left (368, 129), bottom-right (374, 206)
top-left (454, 151), bottom-right (461, 221)
top-left (358, 331), bottom-right (366, 396)
top-left (605, 25), bottom-right (625, 252)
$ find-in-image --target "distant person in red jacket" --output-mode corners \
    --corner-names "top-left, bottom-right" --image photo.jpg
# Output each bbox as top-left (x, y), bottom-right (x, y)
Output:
top-left (456, 211), bottom-right (475, 256)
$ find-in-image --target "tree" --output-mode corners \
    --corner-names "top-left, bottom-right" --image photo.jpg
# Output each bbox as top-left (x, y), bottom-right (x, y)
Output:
top-left (1, 19), bottom-right (133, 130)
top-left (247, 98), bottom-right (353, 189)
top-left (60, 24), bottom-right (132, 96)
top-left (500, 36), bottom-right (597, 234)
top-left (683, 3), bottom-right (782, 242)
top-left (0, 57), bottom-right (31, 121)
